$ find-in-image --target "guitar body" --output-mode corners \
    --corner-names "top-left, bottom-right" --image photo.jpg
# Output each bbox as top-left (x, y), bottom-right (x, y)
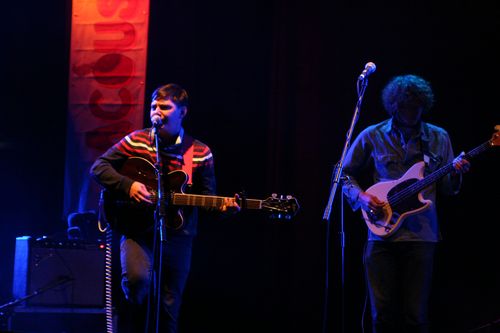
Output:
top-left (102, 157), bottom-right (190, 236)
top-left (363, 161), bottom-right (432, 238)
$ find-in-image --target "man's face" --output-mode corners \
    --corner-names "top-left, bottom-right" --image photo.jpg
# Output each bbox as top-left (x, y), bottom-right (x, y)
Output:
top-left (150, 98), bottom-right (186, 135)
top-left (394, 103), bottom-right (423, 127)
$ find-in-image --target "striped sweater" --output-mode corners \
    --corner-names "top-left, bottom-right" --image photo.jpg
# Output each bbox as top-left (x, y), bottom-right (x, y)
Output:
top-left (90, 127), bottom-right (216, 236)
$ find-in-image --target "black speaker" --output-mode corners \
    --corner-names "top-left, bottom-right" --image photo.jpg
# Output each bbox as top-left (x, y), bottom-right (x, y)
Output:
top-left (9, 306), bottom-right (107, 333)
top-left (12, 236), bottom-right (106, 307)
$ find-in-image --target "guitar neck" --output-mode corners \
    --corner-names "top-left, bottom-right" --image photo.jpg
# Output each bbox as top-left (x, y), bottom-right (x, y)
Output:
top-left (394, 139), bottom-right (493, 202)
top-left (172, 193), bottom-right (263, 210)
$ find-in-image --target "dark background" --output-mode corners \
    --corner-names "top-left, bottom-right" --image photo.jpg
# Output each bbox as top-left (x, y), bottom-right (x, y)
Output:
top-left (1, 0), bottom-right (499, 332)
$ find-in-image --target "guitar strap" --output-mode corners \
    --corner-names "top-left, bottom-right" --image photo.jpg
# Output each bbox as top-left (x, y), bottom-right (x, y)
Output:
top-left (420, 124), bottom-right (431, 167)
top-left (421, 138), bottom-right (439, 167)
top-left (182, 135), bottom-right (194, 185)
top-left (149, 128), bottom-right (195, 184)
top-left (422, 137), bottom-right (430, 166)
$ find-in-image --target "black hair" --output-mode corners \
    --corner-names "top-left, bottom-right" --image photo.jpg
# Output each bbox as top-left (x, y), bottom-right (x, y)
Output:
top-left (381, 74), bottom-right (434, 116)
top-left (151, 83), bottom-right (189, 108)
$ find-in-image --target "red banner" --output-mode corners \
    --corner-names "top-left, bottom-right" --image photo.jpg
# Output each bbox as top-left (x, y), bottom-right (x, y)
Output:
top-left (64, 0), bottom-right (150, 216)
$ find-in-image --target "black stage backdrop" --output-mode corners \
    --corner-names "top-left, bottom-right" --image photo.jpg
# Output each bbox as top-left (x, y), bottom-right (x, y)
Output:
top-left (1, 1), bottom-right (499, 332)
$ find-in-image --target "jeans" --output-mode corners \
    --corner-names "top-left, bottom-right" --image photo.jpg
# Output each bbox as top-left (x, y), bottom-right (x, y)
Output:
top-left (364, 241), bottom-right (436, 333)
top-left (119, 234), bottom-right (193, 333)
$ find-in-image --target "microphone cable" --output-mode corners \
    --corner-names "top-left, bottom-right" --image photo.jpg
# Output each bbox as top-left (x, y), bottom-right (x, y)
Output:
top-left (98, 190), bottom-right (114, 333)
top-left (104, 227), bottom-right (114, 333)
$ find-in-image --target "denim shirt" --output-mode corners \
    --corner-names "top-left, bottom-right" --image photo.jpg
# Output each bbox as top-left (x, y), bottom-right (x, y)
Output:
top-left (342, 118), bottom-right (461, 242)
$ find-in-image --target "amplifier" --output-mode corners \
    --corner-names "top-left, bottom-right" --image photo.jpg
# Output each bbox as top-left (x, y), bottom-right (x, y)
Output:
top-left (12, 236), bottom-right (106, 307)
top-left (9, 306), bottom-right (107, 333)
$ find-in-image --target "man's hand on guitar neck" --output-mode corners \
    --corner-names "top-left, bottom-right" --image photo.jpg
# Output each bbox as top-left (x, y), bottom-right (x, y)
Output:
top-left (129, 181), bottom-right (153, 204)
top-left (452, 151), bottom-right (471, 175)
top-left (220, 194), bottom-right (241, 215)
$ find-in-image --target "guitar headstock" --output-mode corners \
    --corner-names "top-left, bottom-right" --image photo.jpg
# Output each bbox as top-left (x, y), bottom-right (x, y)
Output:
top-left (261, 193), bottom-right (300, 220)
top-left (491, 125), bottom-right (500, 147)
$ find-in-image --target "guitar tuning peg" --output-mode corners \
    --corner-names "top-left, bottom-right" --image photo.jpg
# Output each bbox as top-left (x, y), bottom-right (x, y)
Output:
top-left (272, 193), bottom-right (277, 199)
top-left (286, 195), bottom-right (292, 200)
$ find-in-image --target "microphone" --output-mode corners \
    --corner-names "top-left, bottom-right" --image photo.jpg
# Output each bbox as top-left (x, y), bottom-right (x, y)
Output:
top-left (151, 115), bottom-right (162, 127)
top-left (358, 62), bottom-right (377, 80)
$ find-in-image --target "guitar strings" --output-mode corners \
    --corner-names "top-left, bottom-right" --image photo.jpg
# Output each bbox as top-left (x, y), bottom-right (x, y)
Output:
top-left (386, 140), bottom-right (491, 206)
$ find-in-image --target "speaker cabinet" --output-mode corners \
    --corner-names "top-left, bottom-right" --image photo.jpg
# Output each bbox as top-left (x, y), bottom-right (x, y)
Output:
top-left (9, 306), bottom-right (107, 333)
top-left (12, 236), bottom-right (106, 307)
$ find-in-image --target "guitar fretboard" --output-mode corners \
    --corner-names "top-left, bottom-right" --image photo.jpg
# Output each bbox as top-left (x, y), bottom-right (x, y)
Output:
top-left (172, 193), bottom-right (263, 210)
top-left (389, 139), bottom-right (493, 205)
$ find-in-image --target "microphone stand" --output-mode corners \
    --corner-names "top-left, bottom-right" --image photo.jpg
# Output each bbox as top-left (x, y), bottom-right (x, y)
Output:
top-left (321, 77), bottom-right (370, 333)
top-left (146, 125), bottom-right (168, 333)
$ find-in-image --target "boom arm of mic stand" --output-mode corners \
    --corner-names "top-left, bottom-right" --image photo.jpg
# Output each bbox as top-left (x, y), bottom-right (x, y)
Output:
top-left (0, 276), bottom-right (73, 312)
top-left (323, 78), bottom-right (369, 221)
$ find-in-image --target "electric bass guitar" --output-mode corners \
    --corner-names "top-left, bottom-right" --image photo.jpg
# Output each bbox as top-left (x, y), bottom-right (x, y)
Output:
top-left (101, 157), bottom-right (300, 236)
top-left (362, 127), bottom-right (500, 238)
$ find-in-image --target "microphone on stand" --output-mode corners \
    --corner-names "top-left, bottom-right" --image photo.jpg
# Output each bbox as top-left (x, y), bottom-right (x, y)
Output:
top-left (358, 62), bottom-right (377, 80)
top-left (151, 115), bottom-right (162, 128)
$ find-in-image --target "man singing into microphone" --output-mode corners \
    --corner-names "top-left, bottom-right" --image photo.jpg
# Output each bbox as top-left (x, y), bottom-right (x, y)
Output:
top-left (90, 83), bottom-right (240, 333)
top-left (342, 74), bottom-right (470, 333)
